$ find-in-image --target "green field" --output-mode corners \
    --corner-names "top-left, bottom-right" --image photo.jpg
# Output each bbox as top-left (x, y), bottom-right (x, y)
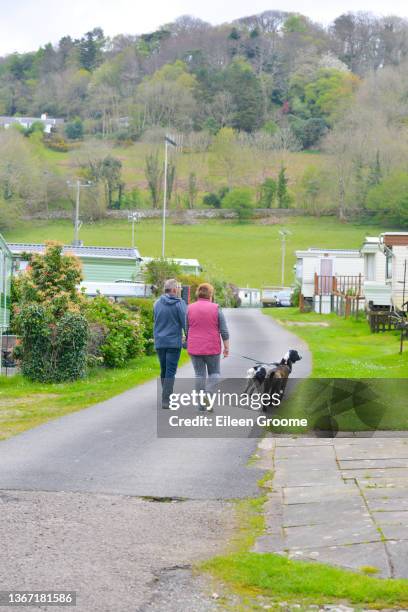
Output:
top-left (4, 216), bottom-right (390, 286)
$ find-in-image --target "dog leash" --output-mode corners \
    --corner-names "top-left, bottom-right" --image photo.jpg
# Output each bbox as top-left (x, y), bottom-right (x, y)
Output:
top-left (228, 351), bottom-right (279, 367)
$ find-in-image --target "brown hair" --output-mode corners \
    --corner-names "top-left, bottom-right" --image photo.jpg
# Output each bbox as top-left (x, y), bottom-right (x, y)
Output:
top-left (196, 283), bottom-right (214, 300)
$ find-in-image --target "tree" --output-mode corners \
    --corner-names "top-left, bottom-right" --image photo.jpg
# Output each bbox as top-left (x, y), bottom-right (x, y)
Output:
top-left (136, 61), bottom-right (197, 131)
top-left (303, 68), bottom-right (360, 125)
top-left (277, 166), bottom-right (291, 208)
top-left (78, 28), bottom-right (105, 71)
top-left (222, 187), bottom-right (254, 221)
top-left (145, 151), bottom-right (163, 208)
top-left (187, 172), bottom-right (198, 209)
top-left (81, 152), bottom-right (123, 209)
top-left (166, 160), bottom-right (176, 203)
top-left (290, 117), bottom-right (327, 148)
top-left (224, 58), bottom-right (264, 132)
top-left (260, 177), bottom-right (277, 208)
top-left (299, 166), bottom-right (325, 214)
top-left (144, 258), bottom-right (181, 294)
top-left (209, 127), bottom-right (240, 187)
top-left (65, 117), bottom-right (84, 140)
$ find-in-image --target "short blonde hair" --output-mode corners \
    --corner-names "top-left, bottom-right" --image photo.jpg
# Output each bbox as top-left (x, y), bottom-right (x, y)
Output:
top-left (196, 283), bottom-right (214, 300)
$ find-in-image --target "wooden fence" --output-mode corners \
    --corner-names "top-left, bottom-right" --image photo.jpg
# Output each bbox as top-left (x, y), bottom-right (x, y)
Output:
top-left (313, 273), bottom-right (364, 319)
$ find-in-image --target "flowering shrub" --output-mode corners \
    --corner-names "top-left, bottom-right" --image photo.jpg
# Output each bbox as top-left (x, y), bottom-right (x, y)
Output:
top-left (85, 295), bottom-right (145, 368)
top-left (16, 304), bottom-right (88, 382)
top-left (121, 298), bottom-right (155, 355)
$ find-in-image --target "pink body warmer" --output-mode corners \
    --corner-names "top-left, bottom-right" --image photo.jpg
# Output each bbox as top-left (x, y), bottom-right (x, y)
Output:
top-left (187, 298), bottom-right (221, 356)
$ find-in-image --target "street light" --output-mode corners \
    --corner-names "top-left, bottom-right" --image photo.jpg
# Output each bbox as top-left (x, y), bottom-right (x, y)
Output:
top-left (67, 179), bottom-right (92, 246)
top-left (162, 135), bottom-right (178, 258)
top-left (128, 212), bottom-right (140, 248)
top-left (279, 229), bottom-right (292, 287)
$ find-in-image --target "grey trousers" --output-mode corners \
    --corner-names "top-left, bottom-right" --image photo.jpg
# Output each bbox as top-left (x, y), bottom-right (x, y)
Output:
top-left (190, 354), bottom-right (221, 392)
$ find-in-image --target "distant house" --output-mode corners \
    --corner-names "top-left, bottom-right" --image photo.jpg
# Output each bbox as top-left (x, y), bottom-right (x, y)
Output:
top-left (295, 248), bottom-right (364, 313)
top-left (361, 233), bottom-right (408, 311)
top-left (239, 288), bottom-right (261, 307)
top-left (9, 243), bottom-right (142, 285)
top-left (0, 113), bottom-right (64, 134)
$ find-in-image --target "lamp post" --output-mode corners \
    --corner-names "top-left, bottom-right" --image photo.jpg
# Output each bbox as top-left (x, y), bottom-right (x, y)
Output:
top-left (278, 229), bottom-right (292, 287)
top-left (128, 212), bottom-right (140, 248)
top-left (67, 180), bottom-right (92, 246)
top-left (162, 135), bottom-right (177, 258)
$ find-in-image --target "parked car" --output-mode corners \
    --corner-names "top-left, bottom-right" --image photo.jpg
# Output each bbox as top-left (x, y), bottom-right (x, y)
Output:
top-left (276, 289), bottom-right (293, 307)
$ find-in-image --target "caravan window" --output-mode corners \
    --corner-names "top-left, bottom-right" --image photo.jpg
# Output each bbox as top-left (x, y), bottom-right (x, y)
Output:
top-left (365, 254), bottom-right (375, 281)
top-left (386, 249), bottom-right (393, 280)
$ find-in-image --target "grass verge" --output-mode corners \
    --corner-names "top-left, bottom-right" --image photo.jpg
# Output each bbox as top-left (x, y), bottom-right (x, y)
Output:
top-left (202, 552), bottom-right (408, 608)
top-left (0, 351), bottom-right (189, 440)
top-left (201, 472), bottom-right (408, 608)
top-left (262, 308), bottom-right (408, 432)
top-left (263, 307), bottom-right (408, 378)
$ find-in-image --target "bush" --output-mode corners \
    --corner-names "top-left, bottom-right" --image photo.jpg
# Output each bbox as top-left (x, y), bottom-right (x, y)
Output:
top-left (122, 187), bottom-right (144, 209)
top-left (85, 296), bottom-right (145, 368)
top-left (144, 258), bottom-right (181, 295)
top-left (87, 321), bottom-right (108, 366)
top-left (203, 192), bottom-right (221, 208)
top-left (121, 298), bottom-right (155, 355)
top-left (222, 188), bottom-right (254, 221)
top-left (259, 178), bottom-right (277, 208)
top-left (65, 117), bottom-right (84, 140)
top-left (17, 304), bottom-right (88, 382)
top-left (43, 133), bottom-right (71, 152)
top-left (13, 242), bottom-right (88, 382)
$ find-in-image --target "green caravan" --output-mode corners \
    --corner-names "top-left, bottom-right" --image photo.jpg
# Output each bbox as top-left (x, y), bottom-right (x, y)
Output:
top-left (0, 233), bottom-right (12, 372)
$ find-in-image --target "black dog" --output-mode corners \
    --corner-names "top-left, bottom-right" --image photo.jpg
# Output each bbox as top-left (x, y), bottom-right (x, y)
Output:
top-left (244, 349), bottom-right (302, 410)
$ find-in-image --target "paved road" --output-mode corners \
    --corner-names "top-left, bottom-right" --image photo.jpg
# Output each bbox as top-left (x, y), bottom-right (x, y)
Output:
top-left (0, 309), bottom-right (311, 500)
top-left (0, 309), bottom-right (311, 611)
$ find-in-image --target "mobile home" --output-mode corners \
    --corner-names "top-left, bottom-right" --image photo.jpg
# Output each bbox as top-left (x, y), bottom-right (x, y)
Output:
top-left (360, 236), bottom-right (391, 308)
top-left (9, 243), bottom-right (143, 284)
top-left (0, 234), bottom-right (13, 373)
top-left (296, 248), bottom-right (364, 312)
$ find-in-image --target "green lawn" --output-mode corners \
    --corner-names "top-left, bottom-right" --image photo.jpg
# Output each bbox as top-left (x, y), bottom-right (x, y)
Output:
top-left (264, 308), bottom-right (408, 431)
top-left (265, 308), bottom-right (408, 378)
top-left (4, 216), bottom-right (390, 287)
top-left (0, 351), bottom-right (188, 440)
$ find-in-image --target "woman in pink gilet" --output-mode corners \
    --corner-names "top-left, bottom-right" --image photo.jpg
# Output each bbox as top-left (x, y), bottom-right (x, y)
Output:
top-left (187, 283), bottom-right (230, 411)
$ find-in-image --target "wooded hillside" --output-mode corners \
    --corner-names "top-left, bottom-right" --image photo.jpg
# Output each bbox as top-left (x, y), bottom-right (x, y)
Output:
top-left (2, 11), bottom-right (408, 227)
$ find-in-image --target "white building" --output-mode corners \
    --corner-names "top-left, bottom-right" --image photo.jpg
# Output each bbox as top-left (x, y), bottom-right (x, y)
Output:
top-left (360, 237), bottom-right (390, 308)
top-left (239, 288), bottom-right (261, 307)
top-left (0, 113), bottom-right (64, 134)
top-left (295, 248), bottom-right (364, 314)
top-left (361, 233), bottom-right (408, 311)
top-left (296, 248), bottom-right (364, 298)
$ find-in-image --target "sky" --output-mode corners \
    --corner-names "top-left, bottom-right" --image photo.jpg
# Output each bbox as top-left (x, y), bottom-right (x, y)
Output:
top-left (2, 0), bottom-right (408, 56)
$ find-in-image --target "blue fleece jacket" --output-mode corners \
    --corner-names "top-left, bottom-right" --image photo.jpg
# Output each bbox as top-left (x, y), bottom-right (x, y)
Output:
top-left (153, 294), bottom-right (187, 349)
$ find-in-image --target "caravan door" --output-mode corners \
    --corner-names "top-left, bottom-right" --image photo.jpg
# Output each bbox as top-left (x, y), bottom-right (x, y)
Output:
top-left (320, 258), bottom-right (333, 294)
